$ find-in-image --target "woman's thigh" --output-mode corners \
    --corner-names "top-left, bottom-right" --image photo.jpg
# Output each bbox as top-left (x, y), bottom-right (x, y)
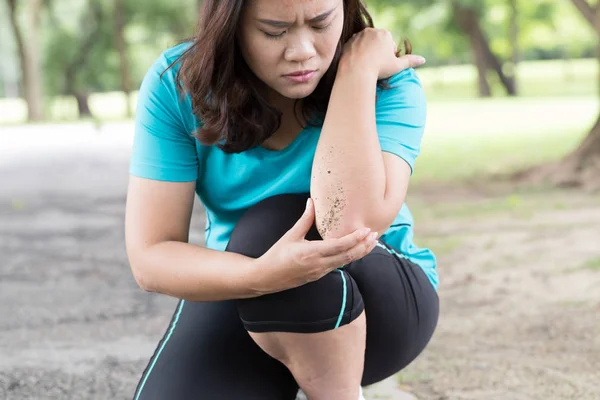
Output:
top-left (133, 299), bottom-right (299, 400)
top-left (345, 241), bottom-right (439, 386)
top-left (228, 192), bottom-right (439, 386)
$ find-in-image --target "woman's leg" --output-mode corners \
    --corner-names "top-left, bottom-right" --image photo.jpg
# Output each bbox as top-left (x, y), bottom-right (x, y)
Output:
top-left (230, 194), bottom-right (367, 400)
top-left (132, 299), bottom-right (299, 400)
top-left (230, 193), bottom-right (439, 398)
top-left (344, 241), bottom-right (439, 386)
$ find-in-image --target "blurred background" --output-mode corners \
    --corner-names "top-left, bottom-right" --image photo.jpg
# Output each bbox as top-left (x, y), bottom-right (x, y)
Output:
top-left (1, 0), bottom-right (599, 399)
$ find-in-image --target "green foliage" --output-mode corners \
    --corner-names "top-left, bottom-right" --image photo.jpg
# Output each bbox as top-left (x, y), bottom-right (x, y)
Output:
top-left (1, 0), bottom-right (596, 103)
top-left (369, 0), bottom-right (595, 66)
top-left (41, 0), bottom-right (197, 98)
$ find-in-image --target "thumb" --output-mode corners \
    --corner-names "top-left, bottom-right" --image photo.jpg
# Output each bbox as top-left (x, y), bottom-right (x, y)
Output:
top-left (397, 54), bottom-right (426, 71)
top-left (285, 198), bottom-right (316, 240)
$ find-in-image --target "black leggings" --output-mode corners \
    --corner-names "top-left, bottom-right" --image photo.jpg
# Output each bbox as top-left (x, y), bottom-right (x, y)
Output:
top-left (133, 194), bottom-right (439, 400)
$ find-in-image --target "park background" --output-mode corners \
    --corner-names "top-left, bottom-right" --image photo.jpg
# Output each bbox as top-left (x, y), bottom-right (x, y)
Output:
top-left (1, 0), bottom-right (599, 399)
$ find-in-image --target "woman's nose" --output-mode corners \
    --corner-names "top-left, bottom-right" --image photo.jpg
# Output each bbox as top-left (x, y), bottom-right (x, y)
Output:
top-left (284, 36), bottom-right (317, 63)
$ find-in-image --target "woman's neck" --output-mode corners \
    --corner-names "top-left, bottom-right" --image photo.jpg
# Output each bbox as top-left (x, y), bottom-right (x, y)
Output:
top-left (262, 93), bottom-right (306, 151)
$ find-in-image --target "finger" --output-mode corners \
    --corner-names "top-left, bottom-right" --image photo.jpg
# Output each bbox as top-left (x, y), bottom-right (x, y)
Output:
top-left (396, 54), bottom-right (426, 70)
top-left (321, 232), bottom-right (378, 268)
top-left (322, 234), bottom-right (377, 270)
top-left (310, 228), bottom-right (372, 257)
top-left (284, 198), bottom-right (315, 240)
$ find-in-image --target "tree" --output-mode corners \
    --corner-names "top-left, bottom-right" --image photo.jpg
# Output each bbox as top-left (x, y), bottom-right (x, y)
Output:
top-left (371, 0), bottom-right (518, 97)
top-left (6, 0), bottom-right (45, 121)
top-left (508, 0), bottom-right (519, 93)
top-left (565, 0), bottom-right (600, 186)
top-left (41, 0), bottom-right (196, 119)
top-left (451, 0), bottom-right (517, 97)
top-left (115, 0), bottom-right (132, 117)
top-left (515, 0), bottom-right (600, 188)
top-left (62, 0), bottom-right (104, 117)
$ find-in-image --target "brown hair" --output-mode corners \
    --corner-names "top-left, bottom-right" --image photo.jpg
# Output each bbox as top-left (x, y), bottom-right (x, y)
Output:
top-left (165, 0), bottom-right (410, 153)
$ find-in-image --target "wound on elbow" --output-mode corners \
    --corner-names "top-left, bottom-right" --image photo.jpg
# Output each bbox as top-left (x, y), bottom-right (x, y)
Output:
top-left (318, 192), bottom-right (347, 239)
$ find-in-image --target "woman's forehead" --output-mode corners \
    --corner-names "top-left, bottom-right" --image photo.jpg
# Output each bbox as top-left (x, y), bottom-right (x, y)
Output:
top-left (248, 0), bottom-right (342, 19)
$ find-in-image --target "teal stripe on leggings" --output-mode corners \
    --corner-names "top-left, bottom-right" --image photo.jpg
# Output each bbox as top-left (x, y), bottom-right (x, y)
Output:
top-left (376, 242), bottom-right (409, 259)
top-left (334, 269), bottom-right (347, 329)
top-left (135, 300), bottom-right (185, 400)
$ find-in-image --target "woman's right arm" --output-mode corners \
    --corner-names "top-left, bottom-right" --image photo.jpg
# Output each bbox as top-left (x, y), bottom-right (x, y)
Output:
top-left (125, 175), bottom-right (262, 301)
top-left (125, 176), bottom-right (378, 302)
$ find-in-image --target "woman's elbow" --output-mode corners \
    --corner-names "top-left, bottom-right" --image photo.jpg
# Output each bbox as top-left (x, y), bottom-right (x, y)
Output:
top-left (316, 214), bottom-right (370, 240)
top-left (127, 251), bottom-right (156, 293)
top-left (316, 212), bottom-right (394, 240)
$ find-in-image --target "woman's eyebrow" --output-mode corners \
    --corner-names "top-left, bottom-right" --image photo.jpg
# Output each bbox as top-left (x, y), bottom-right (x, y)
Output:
top-left (257, 8), bottom-right (336, 28)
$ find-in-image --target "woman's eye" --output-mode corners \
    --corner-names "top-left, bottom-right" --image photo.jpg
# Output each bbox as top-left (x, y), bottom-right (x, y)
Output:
top-left (264, 31), bottom-right (286, 39)
top-left (313, 24), bottom-right (331, 31)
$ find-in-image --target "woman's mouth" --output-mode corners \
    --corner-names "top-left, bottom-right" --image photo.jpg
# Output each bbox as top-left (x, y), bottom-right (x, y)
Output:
top-left (284, 70), bottom-right (317, 84)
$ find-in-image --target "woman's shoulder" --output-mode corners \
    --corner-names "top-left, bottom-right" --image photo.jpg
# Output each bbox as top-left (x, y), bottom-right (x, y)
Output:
top-left (138, 41), bottom-right (197, 133)
top-left (147, 41), bottom-right (194, 81)
top-left (378, 68), bottom-right (423, 92)
top-left (162, 41), bottom-right (194, 66)
top-left (375, 68), bottom-right (426, 112)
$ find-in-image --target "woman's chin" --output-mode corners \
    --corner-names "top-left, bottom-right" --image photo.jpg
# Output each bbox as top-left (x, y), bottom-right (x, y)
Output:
top-left (278, 85), bottom-right (317, 100)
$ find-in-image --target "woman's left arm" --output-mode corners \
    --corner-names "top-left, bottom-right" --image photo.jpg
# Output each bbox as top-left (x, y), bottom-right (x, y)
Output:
top-left (311, 29), bottom-right (425, 240)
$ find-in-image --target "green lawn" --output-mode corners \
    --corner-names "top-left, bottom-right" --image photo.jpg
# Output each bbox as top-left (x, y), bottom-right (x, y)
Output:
top-left (0, 58), bottom-right (597, 124)
top-left (414, 96), bottom-right (598, 183)
top-left (419, 58), bottom-right (597, 100)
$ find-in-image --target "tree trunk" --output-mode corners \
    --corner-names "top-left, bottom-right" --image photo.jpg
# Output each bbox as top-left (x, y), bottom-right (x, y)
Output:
top-left (453, 4), bottom-right (491, 97)
top-left (6, 0), bottom-right (45, 121)
top-left (514, 1), bottom-right (600, 189)
top-left (453, 2), bottom-right (517, 97)
top-left (565, 2), bottom-right (600, 183)
top-left (483, 37), bottom-right (517, 96)
top-left (115, 0), bottom-right (132, 118)
top-left (0, 22), bottom-right (16, 97)
top-left (62, 0), bottom-right (103, 119)
top-left (75, 92), bottom-right (92, 118)
top-left (565, 5), bottom-right (600, 174)
top-left (473, 40), bottom-right (492, 97)
top-left (508, 0), bottom-right (519, 94)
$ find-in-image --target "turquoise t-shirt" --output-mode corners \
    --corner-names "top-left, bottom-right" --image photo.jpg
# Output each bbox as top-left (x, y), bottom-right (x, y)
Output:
top-left (130, 42), bottom-right (439, 291)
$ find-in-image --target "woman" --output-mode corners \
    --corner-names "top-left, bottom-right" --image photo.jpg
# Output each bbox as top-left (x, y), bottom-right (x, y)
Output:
top-left (125, 0), bottom-right (439, 399)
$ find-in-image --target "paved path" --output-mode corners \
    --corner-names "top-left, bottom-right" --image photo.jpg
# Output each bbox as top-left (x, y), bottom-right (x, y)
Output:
top-left (0, 123), bottom-right (417, 399)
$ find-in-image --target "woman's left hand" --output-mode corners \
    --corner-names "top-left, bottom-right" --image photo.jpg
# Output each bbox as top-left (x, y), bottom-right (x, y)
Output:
top-left (341, 28), bottom-right (426, 80)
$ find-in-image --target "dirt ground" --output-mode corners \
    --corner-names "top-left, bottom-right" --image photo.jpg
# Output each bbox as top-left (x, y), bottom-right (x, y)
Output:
top-left (397, 184), bottom-right (600, 400)
top-left (1, 123), bottom-right (599, 399)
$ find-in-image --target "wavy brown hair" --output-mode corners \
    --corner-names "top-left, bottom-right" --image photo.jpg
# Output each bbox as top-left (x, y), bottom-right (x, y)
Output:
top-left (165, 0), bottom-right (410, 153)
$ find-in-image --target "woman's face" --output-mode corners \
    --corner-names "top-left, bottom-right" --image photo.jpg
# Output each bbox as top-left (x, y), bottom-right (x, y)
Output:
top-left (238, 0), bottom-right (345, 101)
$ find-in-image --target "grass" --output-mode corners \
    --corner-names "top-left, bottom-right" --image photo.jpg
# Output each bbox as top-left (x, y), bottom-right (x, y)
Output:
top-left (414, 236), bottom-right (463, 256)
top-left (418, 58), bottom-right (597, 100)
top-left (408, 193), bottom-right (542, 222)
top-left (0, 58), bottom-right (597, 124)
top-left (395, 368), bottom-right (432, 386)
top-left (412, 96), bottom-right (598, 184)
top-left (0, 91), bottom-right (139, 125)
top-left (584, 257), bottom-right (600, 271)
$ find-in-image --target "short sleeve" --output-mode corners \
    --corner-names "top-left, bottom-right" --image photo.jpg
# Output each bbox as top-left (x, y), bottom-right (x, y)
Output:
top-left (129, 54), bottom-right (199, 182)
top-left (375, 68), bottom-right (427, 175)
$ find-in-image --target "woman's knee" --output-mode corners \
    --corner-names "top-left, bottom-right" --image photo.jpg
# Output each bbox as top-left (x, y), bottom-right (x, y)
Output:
top-left (226, 193), bottom-right (319, 258)
top-left (236, 268), bottom-right (365, 334)
top-left (228, 193), bottom-right (364, 334)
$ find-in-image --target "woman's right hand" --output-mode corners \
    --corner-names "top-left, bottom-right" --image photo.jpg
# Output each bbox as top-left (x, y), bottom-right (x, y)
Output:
top-left (250, 198), bottom-right (378, 295)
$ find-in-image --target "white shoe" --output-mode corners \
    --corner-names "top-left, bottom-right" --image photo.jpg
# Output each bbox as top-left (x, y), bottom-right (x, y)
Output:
top-left (297, 387), bottom-right (366, 400)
